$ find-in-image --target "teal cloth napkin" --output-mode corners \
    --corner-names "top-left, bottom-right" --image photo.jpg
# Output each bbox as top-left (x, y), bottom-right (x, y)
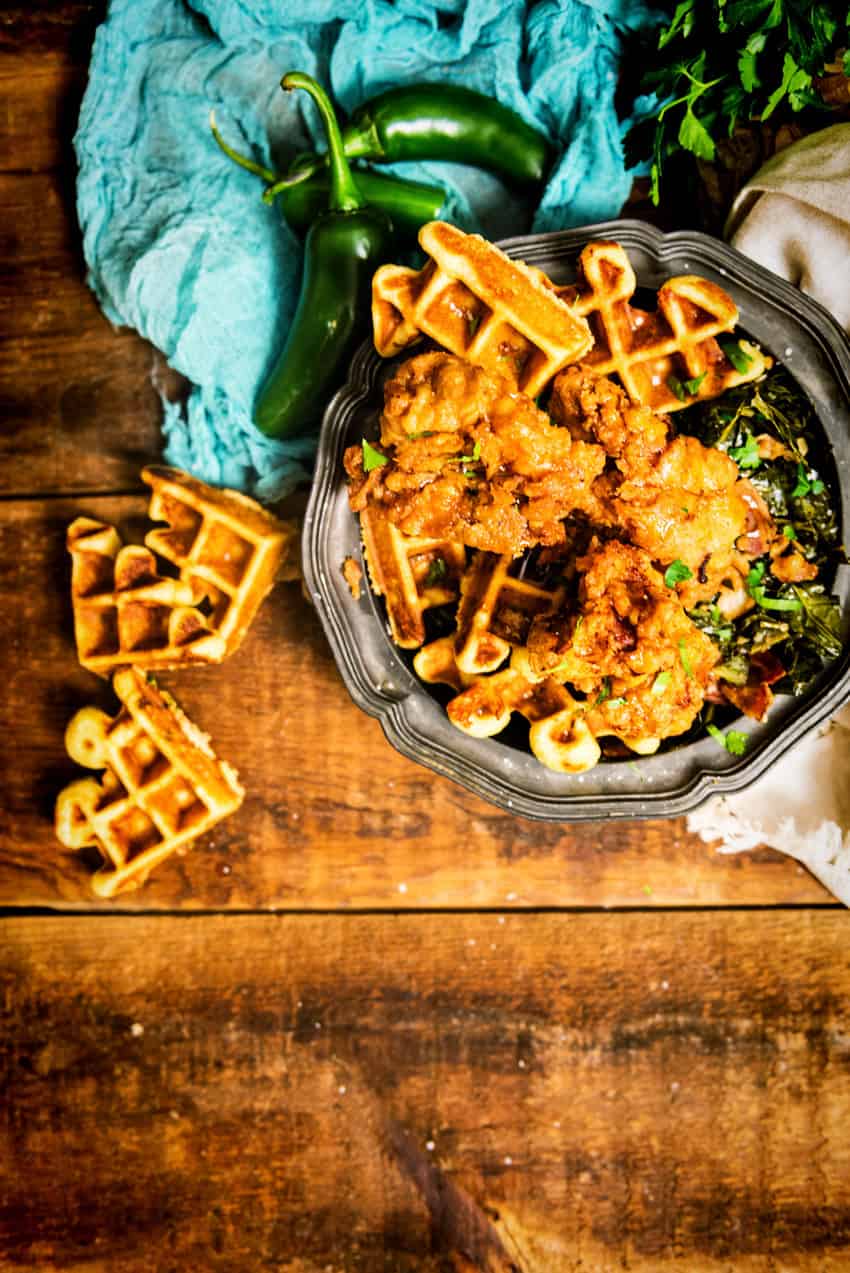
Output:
top-left (75, 0), bottom-right (658, 501)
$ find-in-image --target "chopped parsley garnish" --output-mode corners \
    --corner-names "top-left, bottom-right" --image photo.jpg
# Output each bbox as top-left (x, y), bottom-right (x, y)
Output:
top-left (594, 677), bottom-right (611, 707)
top-left (783, 524), bottom-right (797, 541)
top-left (424, 558), bottom-right (448, 587)
top-left (652, 670), bottom-right (672, 695)
top-left (728, 432), bottom-right (761, 470)
top-left (678, 639), bottom-right (693, 678)
top-left (667, 374), bottom-right (688, 403)
top-left (791, 463), bottom-right (825, 498)
top-left (684, 371), bottom-right (707, 396)
top-left (362, 439), bottom-right (388, 472)
top-left (608, 697), bottom-right (628, 709)
top-left (707, 724), bottom-right (749, 757)
top-left (458, 440), bottom-right (482, 464)
top-left (719, 339), bottom-right (754, 374)
top-left (664, 559), bottom-right (693, 588)
top-left (746, 561), bottom-right (802, 613)
top-left (406, 429), bottom-right (434, 439)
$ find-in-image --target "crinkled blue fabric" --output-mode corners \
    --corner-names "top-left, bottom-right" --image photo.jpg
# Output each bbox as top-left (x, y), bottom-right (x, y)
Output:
top-left (75, 0), bottom-right (659, 501)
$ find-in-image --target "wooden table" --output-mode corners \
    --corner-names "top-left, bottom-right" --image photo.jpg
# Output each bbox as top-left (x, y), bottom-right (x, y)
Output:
top-left (2, 6), bottom-right (848, 1270)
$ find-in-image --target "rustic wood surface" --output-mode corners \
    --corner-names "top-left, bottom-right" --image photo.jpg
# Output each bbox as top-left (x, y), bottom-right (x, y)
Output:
top-left (0, 493), bottom-right (828, 910)
top-left (1, 4), bottom-right (847, 1270)
top-left (4, 912), bottom-right (850, 1272)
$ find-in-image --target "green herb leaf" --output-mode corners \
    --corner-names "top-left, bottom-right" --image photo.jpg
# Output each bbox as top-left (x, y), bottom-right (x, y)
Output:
top-left (658, 0), bottom-right (695, 49)
top-left (665, 559), bottom-right (694, 587)
top-left (678, 639), bottom-right (694, 678)
top-left (746, 561), bottom-right (802, 612)
top-left (594, 678), bottom-right (612, 707)
top-left (652, 671), bottom-right (672, 695)
top-left (678, 105), bottom-right (716, 161)
top-left (754, 594), bottom-right (803, 613)
top-left (729, 432), bottom-right (761, 469)
top-left (706, 723), bottom-right (748, 755)
top-left (791, 463), bottom-right (811, 498)
top-left (424, 557), bottom-right (448, 588)
top-left (763, 52), bottom-right (811, 120)
top-left (362, 439), bottom-right (388, 472)
top-left (608, 697), bottom-right (628, 709)
top-left (783, 524), bottom-right (797, 540)
top-left (458, 439), bottom-right (483, 465)
top-left (684, 371), bottom-right (708, 395)
top-left (738, 31), bottom-right (767, 91)
top-left (719, 339), bottom-right (754, 373)
top-left (667, 374), bottom-right (688, 403)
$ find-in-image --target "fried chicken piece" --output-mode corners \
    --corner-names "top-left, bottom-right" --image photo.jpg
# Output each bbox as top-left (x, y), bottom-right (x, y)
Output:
top-left (527, 540), bottom-right (718, 744)
top-left (550, 367), bottom-right (758, 600)
top-left (550, 367), bottom-right (669, 473)
top-left (344, 352), bottom-right (605, 556)
top-left (611, 434), bottom-right (751, 597)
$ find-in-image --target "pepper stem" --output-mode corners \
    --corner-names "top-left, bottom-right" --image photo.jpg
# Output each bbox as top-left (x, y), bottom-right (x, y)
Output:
top-left (209, 111), bottom-right (276, 184)
top-left (280, 72), bottom-right (362, 213)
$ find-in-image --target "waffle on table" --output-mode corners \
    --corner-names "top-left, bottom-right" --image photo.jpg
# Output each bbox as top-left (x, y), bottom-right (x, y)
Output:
top-left (55, 667), bottom-right (244, 898)
top-left (68, 467), bottom-right (294, 675)
top-left (554, 240), bottom-right (770, 412)
top-left (372, 221), bottom-right (594, 397)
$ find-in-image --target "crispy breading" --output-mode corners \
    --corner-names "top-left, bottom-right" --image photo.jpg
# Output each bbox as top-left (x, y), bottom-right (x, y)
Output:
top-left (550, 367), bottom-right (766, 604)
top-left (345, 352), bottom-right (605, 556)
top-left (527, 540), bottom-right (718, 742)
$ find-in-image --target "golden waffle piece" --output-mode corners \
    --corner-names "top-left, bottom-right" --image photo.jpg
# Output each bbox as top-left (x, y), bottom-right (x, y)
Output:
top-left (555, 240), bottom-right (770, 413)
top-left (444, 650), bottom-right (602, 774)
top-left (142, 465), bottom-right (294, 654)
top-left (453, 551), bottom-right (566, 675)
top-left (68, 468), bottom-right (294, 676)
top-left (67, 517), bottom-right (227, 675)
top-left (372, 220), bottom-right (593, 397)
top-left (359, 503), bottom-right (466, 649)
top-left (417, 641), bottom-right (663, 774)
top-left (55, 667), bottom-right (244, 898)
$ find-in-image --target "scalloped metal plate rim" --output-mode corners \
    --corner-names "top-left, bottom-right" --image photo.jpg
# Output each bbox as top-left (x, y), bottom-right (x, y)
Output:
top-left (303, 219), bottom-right (850, 822)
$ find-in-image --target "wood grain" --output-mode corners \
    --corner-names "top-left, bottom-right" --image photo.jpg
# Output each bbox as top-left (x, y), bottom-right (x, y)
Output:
top-left (3, 911), bottom-right (850, 1271)
top-left (0, 494), bottom-right (828, 910)
top-left (0, 173), bottom-right (170, 494)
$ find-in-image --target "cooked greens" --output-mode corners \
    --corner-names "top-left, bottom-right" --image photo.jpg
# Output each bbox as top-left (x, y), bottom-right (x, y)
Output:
top-left (681, 367), bottom-right (844, 697)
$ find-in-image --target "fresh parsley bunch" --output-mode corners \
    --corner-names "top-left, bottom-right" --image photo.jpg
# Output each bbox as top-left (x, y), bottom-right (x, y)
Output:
top-left (625, 0), bottom-right (849, 204)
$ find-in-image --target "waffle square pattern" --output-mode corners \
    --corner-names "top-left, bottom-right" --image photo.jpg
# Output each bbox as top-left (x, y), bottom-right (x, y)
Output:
top-left (68, 465), bottom-right (293, 675)
top-left (556, 241), bottom-right (771, 412)
top-left (372, 221), bottom-right (594, 397)
top-left (55, 667), bottom-right (244, 898)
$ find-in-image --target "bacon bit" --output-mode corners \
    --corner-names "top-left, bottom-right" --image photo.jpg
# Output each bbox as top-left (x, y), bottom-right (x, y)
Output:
top-left (718, 649), bottom-right (785, 720)
top-left (751, 650), bottom-right (785, 685)
top-left (717, 583), bottom-right (753, 619)
top-left (770, 548), bottom-right (818, 583)
top-left (719, 679), bottom-right (774, 721)
top-left (736, 477), bottom-right (775, 558)
top-left (342, 556), bottom-right (363, 601)
top-left (754, 433), bottom-right (794, 461)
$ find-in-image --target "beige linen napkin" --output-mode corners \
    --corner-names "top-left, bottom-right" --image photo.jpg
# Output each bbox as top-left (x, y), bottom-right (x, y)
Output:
top-left (687, 123), bottom-right (850, 902)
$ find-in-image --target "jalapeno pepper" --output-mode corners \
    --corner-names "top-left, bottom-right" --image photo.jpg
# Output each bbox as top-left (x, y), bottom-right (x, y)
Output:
top-left (210, 114), bottom-right (445, 238)
top-left (270, 82), bottom-right (554, 199)
top-left (252, 73), bottom-right (392, 440)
